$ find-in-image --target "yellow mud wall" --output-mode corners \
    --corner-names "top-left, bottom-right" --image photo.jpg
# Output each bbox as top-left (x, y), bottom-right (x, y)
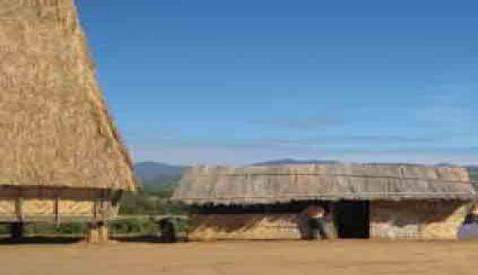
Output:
top-left (370, 201), bottom-right (470, 240)
top-left (188, 214), bottom-right (303, 241)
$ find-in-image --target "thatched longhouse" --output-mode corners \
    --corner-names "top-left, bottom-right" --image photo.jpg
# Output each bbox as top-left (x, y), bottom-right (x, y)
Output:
top-left (0, 0), bottom-right (135, 241)
top-left (173, 164), bottom-right (476, 240)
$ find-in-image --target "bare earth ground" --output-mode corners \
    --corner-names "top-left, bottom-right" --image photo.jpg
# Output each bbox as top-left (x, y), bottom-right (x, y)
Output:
top-left (0, 240), bottom-right (476, 275)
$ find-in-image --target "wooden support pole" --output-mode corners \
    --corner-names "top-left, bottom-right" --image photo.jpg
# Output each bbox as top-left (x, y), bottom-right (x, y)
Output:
top-left (54, 197), bottom-right (61, 227)
top-left (11, 196), bottom-right (25, 240)
top-left (14, 197), bottom-right (24, 222)
top-left (86, 221), bottom-right (109, 244)
top-left (86, 193), bottom-right (110, 244)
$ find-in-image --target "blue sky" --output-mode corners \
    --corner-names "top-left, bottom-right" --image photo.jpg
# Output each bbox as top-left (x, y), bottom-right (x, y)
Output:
top-left (76, 0), bottom-right (477, 165)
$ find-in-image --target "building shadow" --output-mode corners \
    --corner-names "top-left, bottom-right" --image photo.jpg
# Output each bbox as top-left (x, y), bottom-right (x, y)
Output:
top-left (0, 236), bottom-right (83, 245)
top-left (111, 235), bottom-right (187, 244)
top-left (111, 235), bottom-right (162, 243)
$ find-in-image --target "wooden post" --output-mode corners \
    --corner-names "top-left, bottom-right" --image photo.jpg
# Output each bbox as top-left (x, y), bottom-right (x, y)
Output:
top-left (14, 197), bottom-right (24, 222)
top-left (54, 197), bottom-right (61, 227)
top-left (325, 203), bottom-right (338, 239)
top-left (98, 221), bottom-right (109, 242)
top-left (11, 197), bottom-right (25, 240)
top-left (86, 194), bottom-right (110, 244)
top-left (87, 221), bottom-right (109, 244)
top-left (87, 221), bottom-right (99, 243)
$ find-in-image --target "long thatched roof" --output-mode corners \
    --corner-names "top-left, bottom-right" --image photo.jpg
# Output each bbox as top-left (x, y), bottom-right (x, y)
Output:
top-left (172, 164), bottom-right (476, 205)
top-left (0, 0), bottom-right (135, 191)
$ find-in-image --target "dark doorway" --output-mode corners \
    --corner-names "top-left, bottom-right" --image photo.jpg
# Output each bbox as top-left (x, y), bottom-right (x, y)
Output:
top-left (334, 201), bottom-right (370, 239)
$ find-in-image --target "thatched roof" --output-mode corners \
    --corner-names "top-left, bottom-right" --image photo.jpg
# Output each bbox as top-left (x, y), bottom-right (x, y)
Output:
top-left (0, 1), bottom-right (135, 191)
top-left (172, 164), bottom-right (476, 205)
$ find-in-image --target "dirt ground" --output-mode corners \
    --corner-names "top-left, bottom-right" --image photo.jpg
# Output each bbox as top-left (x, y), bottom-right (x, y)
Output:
top-left (0, 240), bottom-right (476, 275)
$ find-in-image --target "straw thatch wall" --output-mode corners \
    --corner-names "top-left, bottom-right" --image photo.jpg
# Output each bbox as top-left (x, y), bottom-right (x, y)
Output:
top-left (186, 201), bottom-right (470, 241)
top-left (370, 201), bottom-right (471, 240)
top-left (187, 214), bottom-right (304, 241)
top-left (187, 212), bottom-right (339, 241)
top-left (173, 164), bottom-right (475, 204)
top-left (0, 0), bottom-right (135, 191)
top-left (0, 199), bottom-right (96, 222)
top-left (0, 186), bottom-right (121, 222)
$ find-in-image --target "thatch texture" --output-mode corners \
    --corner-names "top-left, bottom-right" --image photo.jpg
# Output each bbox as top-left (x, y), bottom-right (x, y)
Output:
top-left (187, 201), bottom-right (471, 241)
top-left (0, 0), bottom-right (135, 191)
top-left (188, 214), bottom-right (303, 241)
top-left (0, 185), bottom-right (122, 222)
top-left (173, 164), bottom-right (476, 205)
top-left (370, 201), bottom-right (470, 240)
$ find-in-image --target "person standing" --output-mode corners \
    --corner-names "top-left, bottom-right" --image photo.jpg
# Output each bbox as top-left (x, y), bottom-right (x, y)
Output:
top-left (304, 204), bottom-right (328, 240)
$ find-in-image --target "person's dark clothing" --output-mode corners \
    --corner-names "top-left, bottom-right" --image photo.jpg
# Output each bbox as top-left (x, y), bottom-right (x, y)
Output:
top-left (309, 217), bottom-right (327, 240)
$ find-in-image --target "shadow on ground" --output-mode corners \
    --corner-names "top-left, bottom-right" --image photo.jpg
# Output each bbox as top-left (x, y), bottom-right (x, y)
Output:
top-left (112, 235), bottom-right (186, 244)
top-left (0, 236), bottom-right (183, 245)
top-left (0, 237), bottom-right (83, 245)
top-left (112, 236), bottom-right (163, 243)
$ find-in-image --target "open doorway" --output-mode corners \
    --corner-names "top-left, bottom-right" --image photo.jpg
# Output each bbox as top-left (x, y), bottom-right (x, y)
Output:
top-left (334, 201), bottom-right (370, 239)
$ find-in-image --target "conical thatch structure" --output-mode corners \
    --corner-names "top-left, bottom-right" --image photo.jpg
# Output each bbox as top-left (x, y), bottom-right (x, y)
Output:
top-left (173, 164), bottom-right (476, 240)
top-left (0, 0), bottom-right (135, 238)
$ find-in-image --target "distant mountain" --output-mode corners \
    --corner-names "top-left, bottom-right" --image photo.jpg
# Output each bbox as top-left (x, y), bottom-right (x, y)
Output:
top-left (134, 162), bottom-right (185, 192)
top-left (134, 162), bottom-right (184, 181)
top-left (435, 163), bottom-right (458, 167)
top-left (253, 158), bottom-right (340, 166)
top-left (468, 166), bottom-right (478, 182)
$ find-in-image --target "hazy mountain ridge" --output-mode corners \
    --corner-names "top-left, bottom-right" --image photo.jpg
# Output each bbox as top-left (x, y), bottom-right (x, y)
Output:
top-left (134, 162), bottom-right (186, 192)
top-left (468, 166), bottom-right (478, 182)
top-left (134, 162), bottom-right (185, 180)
